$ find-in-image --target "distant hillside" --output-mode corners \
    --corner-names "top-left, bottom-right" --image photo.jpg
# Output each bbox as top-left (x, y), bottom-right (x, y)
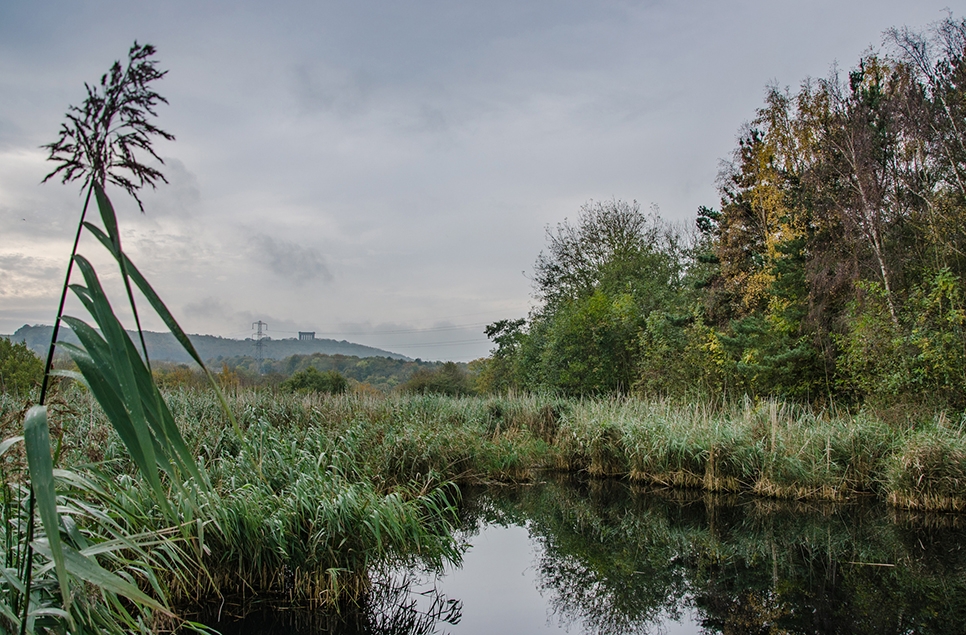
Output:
top-left (10, 324), bottom-right (410, 363)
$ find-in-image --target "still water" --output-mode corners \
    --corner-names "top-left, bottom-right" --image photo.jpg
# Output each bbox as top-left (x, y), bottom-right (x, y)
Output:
top-left (203, 477), bottom-right (966, 634)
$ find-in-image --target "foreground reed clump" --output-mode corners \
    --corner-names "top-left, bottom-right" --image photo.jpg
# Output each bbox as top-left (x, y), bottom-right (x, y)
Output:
top-left (11, 389), bottom-right (469, 609)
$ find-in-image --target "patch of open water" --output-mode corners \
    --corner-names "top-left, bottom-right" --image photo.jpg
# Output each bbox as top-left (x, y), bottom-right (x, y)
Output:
top-left (202, 477), bottom-right (966, 634)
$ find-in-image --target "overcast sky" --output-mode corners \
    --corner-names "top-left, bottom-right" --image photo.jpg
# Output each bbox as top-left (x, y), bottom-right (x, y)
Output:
top-left (0, 1), bottom-right (958, 361)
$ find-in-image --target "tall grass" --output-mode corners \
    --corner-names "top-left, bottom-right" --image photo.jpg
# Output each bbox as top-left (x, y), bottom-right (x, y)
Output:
top-left (553, 398), bottom-right (899, 500)
top-left (3, 180), bottom-right (464, 630)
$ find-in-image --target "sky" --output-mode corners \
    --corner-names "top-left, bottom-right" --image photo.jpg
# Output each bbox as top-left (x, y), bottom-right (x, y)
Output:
top-left (0, 1), bottom-right (959, 361)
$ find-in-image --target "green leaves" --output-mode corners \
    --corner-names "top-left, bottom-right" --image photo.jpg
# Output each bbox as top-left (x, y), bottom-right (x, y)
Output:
top-left (33, 542), bottom-right (168, 614)
top-left (23, 406), bottom-right (70, 616)
top-left (16, 183), bottom-right (231, 630)
top-left (57, 183), bottom-right (220, 506)
top-left (0, 339), bottom-right (43, 397)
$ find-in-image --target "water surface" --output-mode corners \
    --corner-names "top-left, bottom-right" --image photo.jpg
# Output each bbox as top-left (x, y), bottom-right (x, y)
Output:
top-left (204, 477), bottom-right (966, 634)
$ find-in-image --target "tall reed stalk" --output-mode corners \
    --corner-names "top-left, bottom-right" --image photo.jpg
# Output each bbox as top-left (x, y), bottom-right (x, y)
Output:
top-left (39, 41), bottom-right (174, 406)
top-left (3, 42), bottom-right (238, 633)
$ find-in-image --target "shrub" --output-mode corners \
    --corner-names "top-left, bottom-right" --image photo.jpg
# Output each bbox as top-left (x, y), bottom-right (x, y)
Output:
top-left (399, 362), bottom-right (474, 396)
top-left (281, 366), bottom-right (348, 394)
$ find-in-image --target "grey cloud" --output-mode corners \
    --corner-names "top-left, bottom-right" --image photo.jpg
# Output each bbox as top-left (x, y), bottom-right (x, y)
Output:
top-left (183, 296), bottom-right (233, 321)
top-left (291, 63), bottom-right (372, 117)
top-left (0, 177), bottom-right (81, 239)
top-left (0, 118), bottom-right (25, 151)
top-left (413, 104), bottom-right (449, 133)
top-left (0, 254), bottom-right (61, 302)
top-left (0, 254), bottom-right (60, 280)
top-left (137, 157), bottom-right (201, 217)
top-left (182, 297), bottom-right (305, 336)
top-left (249, 234), bottom-right (332, 283)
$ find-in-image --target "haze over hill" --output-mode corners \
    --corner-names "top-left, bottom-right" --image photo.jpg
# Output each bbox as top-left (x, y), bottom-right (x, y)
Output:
top-left (8, 324), bottom-right (410, 364)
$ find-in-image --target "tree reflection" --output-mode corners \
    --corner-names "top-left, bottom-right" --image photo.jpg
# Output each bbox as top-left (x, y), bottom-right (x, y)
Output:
top-left (459, 478), bottom-right (966, 635)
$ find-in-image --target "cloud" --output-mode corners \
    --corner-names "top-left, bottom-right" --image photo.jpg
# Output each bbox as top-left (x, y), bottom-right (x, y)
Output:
top-left (0, 253), bottom-right (62, 300)
top-left (291, 63), bottom-right (372, 117)
top-left (248, 233), bottom-right (333, 283)
top-left (182, 296), bottom-right (306, 337)
top-left (183, 296), bottom-right (234, 321)
top-left (136, 157), bottom-right (201, 218)
top-left (0, 117), bottom-right (25, 151)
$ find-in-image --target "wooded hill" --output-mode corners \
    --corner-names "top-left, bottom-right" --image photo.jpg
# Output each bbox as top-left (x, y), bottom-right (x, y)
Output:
top-left (9, 324), bottom-right (408, 363)
top-left (478, 17), bottom-right (966, 409)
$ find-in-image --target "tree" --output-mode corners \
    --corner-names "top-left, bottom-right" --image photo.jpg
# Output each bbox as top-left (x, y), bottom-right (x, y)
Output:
top-left (0, 338), bottom-right (43, 396)
top-left (399, 362), bottom-right (474, 396)
top-left (478, 319), bottom-right (527, 393)
top-left (513, 200), bottom-right (687, 395)
top-left (534, 200), bottom-right (681, 310)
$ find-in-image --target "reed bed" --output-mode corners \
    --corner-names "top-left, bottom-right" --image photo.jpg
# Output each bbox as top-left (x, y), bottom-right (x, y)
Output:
top-left (5, 385), bottom-right (966, 629)
top-left (556, 397), bottom-right (905, 503)
top-left (48, 387), bottom-right (966, 518)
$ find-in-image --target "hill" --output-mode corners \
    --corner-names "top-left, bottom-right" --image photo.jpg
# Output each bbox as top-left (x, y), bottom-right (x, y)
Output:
top-left (10, 324), bottom-right (410, 363)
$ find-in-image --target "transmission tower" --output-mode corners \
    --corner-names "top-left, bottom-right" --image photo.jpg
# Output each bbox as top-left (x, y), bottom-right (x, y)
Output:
top-left (252, 321), bottom-right (268, 368)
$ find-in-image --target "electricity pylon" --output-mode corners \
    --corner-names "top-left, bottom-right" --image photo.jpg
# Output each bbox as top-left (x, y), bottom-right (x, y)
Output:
top-left (252, 320), bottom-right (268, 368)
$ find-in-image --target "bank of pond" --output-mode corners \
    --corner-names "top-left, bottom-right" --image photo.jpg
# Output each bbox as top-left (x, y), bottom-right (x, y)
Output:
top-left (1, 388), bottom-right (965, 632)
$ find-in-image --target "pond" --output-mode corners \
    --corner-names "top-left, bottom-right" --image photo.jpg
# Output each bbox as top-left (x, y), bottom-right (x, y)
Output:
top-left (202, 476), bottom-right (966, 634)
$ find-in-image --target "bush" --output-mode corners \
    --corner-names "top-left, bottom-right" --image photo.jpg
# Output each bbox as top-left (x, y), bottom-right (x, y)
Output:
top-left (281, 366), bottom-right (348, 394)
top-left (0, 337), bottom-right (43, 396)
top-left (400, 362), bottom-right (474, 396)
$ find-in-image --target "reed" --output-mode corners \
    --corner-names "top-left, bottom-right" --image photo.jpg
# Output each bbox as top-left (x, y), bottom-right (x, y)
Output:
top-left (551, 397), bottom-right (905, 501)
top-left (883, 423), bottom-right (966, 512)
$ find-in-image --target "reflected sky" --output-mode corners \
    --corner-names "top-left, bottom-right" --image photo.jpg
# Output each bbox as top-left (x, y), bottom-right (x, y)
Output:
top-left (436, 522), bottom-right (701, 634)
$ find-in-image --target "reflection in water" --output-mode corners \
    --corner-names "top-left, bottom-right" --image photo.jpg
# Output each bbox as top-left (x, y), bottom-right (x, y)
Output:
top-left (459, 478), bottom-right (966, 635)
top-left (198, 573), bottom-right (461, 635)
top-left (202, 477), bottom-right (966, 634)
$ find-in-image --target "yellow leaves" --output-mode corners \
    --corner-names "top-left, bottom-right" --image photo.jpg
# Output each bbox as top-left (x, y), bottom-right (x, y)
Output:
top-left (725, 269), bottom-right (776, 316)
top-left (703, 329), bottom-right (728, 368)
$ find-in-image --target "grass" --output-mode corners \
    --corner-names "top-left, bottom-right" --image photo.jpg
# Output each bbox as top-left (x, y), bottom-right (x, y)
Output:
top-left (0, 182), bottom-right (466, 632)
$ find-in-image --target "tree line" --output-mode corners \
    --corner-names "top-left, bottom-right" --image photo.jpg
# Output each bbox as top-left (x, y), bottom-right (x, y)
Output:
top-left (478, 17), bottom-right (966, 409)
